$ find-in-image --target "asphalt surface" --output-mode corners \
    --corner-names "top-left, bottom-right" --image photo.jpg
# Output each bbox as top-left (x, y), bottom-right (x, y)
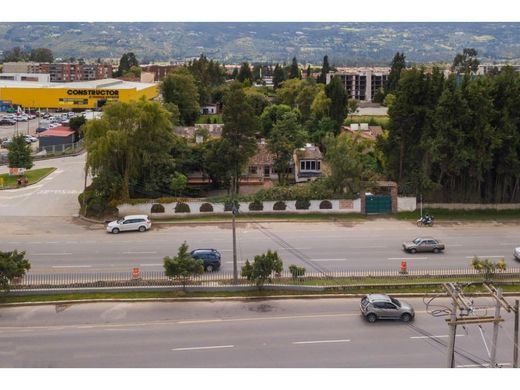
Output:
top-left (0, 153), bottom-right (87, 217)
top-left (1, 218), bottom-right (520, 273)
top-left (0, 297), bottom-right (517, 368)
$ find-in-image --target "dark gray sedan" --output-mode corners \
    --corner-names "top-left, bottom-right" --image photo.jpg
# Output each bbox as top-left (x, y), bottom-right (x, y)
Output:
top-left (403, 237), bottom-right (445, 253)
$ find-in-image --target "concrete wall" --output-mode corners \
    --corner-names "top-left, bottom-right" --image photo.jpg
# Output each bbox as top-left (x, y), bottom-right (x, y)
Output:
top-left (397, 197), bottom-right (417, 212)
top-left (118, 199), bottom-right (362, 218)
top-left (423, 203), bottom-right (520, 210)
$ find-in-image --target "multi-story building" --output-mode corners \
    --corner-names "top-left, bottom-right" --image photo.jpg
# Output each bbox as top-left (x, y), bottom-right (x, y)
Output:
top-left (140, 64), bottom-right (181, 81)
top-left (326, 67), bottom-right (390, 101)
top-left (1, 62), bottom-right (112, 82)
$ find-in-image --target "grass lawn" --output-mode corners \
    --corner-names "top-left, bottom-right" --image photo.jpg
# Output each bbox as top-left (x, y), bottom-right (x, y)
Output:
top-left (2, 282), bottom-right (520, 304)
top-left (196, 114), bottom-right (223, 124)
top-left (0, 167), bottom-right (56, 189)
top-left (345, 115), bottom-right (389, 128)
top-left (153, 213), bottom-right (367, 223)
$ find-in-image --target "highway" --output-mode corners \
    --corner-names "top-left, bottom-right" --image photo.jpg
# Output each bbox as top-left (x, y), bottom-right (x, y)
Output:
top-left (0, 218), bottom-right (520, 273)
top-left (0, 297), bottom-right (517, 368)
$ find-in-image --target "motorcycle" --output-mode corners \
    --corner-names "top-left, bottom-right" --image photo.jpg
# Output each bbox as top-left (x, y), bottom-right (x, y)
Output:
top-left (417, 215), bottom-right (434, 227)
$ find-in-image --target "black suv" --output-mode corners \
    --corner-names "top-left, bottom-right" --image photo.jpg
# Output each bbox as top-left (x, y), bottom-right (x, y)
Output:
top-left (190, 249), bottom-right (222, 272)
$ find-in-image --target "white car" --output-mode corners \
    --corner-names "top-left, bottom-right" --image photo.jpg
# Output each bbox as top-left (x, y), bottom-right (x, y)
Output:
top-left (24, 135), bottom-right (38, 143)
top-left (106, 215), bottom-right (151, 234)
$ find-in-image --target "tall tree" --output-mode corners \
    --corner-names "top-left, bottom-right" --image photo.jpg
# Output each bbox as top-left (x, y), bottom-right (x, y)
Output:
top-left (325, 76), bottom-right (348, 133)
top-left (267, 111), bottom-right (307, 184)
top-left (84, 99), bottom-right (176, 201)
top-left (260, 104), bottom-right (298, 137)
top-left (116, 52), bottom-right (139, 77)
top-left (222, 85), bottom-right (259, 194)
top-left (288, 57), bottom-right (301, 79)
top-left (237, 62), bottom-right (253, 83)
top-left (323, 132), bottom-right (369, 194)
top-left (2, 46), bottom-right (29, 62)
top-left (452, 48), bottom-right (480, 74)
top-left (272, 64), bottom-right (285, 89)
top-left (161, 69), bottom-right (200, 125)
top-left (385, 52), bottom-right (406, 95)
top-left (7, 135), bottom-right (33, 170)
top-left (317, 55), bottom-right (330, 84)
top-left (29, 48), bottom-right (53, 63)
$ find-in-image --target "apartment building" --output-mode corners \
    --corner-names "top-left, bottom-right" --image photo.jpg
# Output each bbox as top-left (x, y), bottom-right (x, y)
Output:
top-left (1, 62), bottom-right (112, 82)
top-left (326, 67), bottom-right (390, 101)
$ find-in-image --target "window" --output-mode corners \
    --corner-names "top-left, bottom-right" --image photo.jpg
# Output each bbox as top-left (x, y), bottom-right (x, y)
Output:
top-left (300, 160), bottom-right (321, 171)
top-left (249, 166), bottom-right (258, 175)
top-left (384, 303), bottom-right (397, 310)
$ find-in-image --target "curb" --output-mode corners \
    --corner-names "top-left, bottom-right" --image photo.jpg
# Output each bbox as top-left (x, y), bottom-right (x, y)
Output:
top-left (2, 292), bottom-right (519, 308)
top-left (0, 167), bottom-right (57, 191)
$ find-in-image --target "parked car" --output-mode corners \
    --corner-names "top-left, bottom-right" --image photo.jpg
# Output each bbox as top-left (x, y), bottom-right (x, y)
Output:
top-left (360, 294), bottom-right (415, 323)
top-left (514, 247), bottom-right (520, 261)
top-left (190, 249), bottom-right (222, 272)
top-left (402, 237), bottom-right (445, 253)
top-left (1, 139), bottom-right (12, 148)
top-left (106, 215), bottom-right (151, 234)
top-left (24, 135), bottom-right (38, 143)
top-left (0, 119), bottom-right (16, 126)
top-left (35, 127), bottom-right (49, 134)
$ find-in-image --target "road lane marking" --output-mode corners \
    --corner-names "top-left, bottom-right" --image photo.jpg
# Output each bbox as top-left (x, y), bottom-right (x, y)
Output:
top-left (457, 363), bottom-right (510, 368)
top-left (464, 255), bottom-right (505, 259)
top-left (33, 252), bottom-right (73, 256)
top-left (410, 335), bottom-right (464, 339)
top-left (292, 339), bottom-right (351, 345)
top-left (51, 265), bottom-right (91, 268)
top-left (172, 345), bottom-right (234, 351)
top-left (226, 261), bottom-right (245, 264)
top-left (122, 251), bottom-right (157, 255)
top-left (388, 257), bottom-right (428, 260)
top-left (310, 258), bottom-right (348, 262)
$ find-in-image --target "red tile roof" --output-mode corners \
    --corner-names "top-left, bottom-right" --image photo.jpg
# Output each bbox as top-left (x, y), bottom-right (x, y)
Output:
top-left (39, 129), bottom-right (75, 137)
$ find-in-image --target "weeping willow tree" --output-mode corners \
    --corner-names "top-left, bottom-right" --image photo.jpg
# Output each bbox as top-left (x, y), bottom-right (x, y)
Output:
top-left (83, 98), bottom-right (177, 203)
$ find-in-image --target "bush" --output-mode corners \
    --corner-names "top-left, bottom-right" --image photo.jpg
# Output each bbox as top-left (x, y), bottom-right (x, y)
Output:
top-left (249, 201), bottom-right (263, 211)
top-left (295, 199), bottom-right (310, 210)
top-left (199, 203), bottom-right (214, 212)
top-left (319, 200), bottom-right (333, 209)
top-left (273, 201), bottom-right (287, 211)
top-left (224, 201), bottom-right (240, 212)
top-left (174, 202), bottom-right (191, 213)
top-left (289, 264), bottom-right (306, 279)
top-left (151, 204), bottom-right (165, 213)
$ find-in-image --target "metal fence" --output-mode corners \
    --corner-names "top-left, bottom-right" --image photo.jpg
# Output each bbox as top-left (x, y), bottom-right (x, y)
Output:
top-left (38, 139), bottom-right (84, 156)
top-left (9, 267), bottom-right (520, 290)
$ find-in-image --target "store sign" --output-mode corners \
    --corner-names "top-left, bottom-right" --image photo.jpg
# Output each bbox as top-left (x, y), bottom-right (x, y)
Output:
top-left (66, 89), bottom-right (119, 98)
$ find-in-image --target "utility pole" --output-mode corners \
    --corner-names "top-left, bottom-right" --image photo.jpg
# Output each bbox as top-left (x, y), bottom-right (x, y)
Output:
top-left (232, 203), bottom-right (238, 284)
top-left (489, 288), bottom-right (502, 367)
top-left (447, 299), bottom-right (458, 368)
top-left (514, 299), bottom-right (519, 368)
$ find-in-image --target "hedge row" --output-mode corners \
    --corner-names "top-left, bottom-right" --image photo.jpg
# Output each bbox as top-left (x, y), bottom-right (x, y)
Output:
top-left (148, 200), bottom-right (335, 213)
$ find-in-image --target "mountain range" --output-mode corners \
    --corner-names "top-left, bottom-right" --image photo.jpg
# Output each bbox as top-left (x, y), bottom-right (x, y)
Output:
top-left (1, 22), bottom-right (519, 65)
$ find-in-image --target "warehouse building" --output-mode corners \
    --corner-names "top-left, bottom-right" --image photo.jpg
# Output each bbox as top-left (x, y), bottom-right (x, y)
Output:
top-left (0, 78), bottom-right (159, 109)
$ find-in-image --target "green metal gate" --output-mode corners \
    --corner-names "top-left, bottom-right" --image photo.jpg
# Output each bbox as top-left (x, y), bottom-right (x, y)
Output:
top-left (365, 195), bottom-right (392, 214)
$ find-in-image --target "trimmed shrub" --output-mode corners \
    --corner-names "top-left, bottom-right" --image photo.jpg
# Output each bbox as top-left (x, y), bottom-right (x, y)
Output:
top-left (273, 201), bottom-right (287, 211)
top-left (319, 200), bottom-right (333, 210)
top-left (151, 204), bottom-right (165, 213)
top-left (295, 199), bottom-right (310, 210)
top-left (224, 201), bottom-right (240, 212)
top-left (199, 203), bottom-right (214, 213)
top-left (249, 201), bottom-right (263, 211)
top-left (174, 202), bottom-right (191, 213)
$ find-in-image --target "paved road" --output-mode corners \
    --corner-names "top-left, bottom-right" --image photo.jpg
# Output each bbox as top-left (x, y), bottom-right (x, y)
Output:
top-left (0, 153), bottom-right (87, 217)
top-left (1, 218), bottom-right (520, 273)
top-left (0, 297), bottom-right (516, 368)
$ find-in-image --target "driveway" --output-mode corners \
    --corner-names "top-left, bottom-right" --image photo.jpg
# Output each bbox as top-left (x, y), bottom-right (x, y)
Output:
top-left (0, 153), bottom-right (88, 217)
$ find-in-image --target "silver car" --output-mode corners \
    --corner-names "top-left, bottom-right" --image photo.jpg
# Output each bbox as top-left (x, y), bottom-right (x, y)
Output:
top-left (106, 215), bottom-right (151, 234)
top-left (360, 294), bottom-right (415, 323)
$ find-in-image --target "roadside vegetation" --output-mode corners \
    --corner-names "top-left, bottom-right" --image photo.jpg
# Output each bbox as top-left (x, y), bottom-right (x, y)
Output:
top-left (0, 167), bottom-right (55, 189)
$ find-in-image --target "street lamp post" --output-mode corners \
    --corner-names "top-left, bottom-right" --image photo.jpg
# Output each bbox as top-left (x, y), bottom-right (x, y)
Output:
top-left (232, 203), bottom-right (238, 284)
